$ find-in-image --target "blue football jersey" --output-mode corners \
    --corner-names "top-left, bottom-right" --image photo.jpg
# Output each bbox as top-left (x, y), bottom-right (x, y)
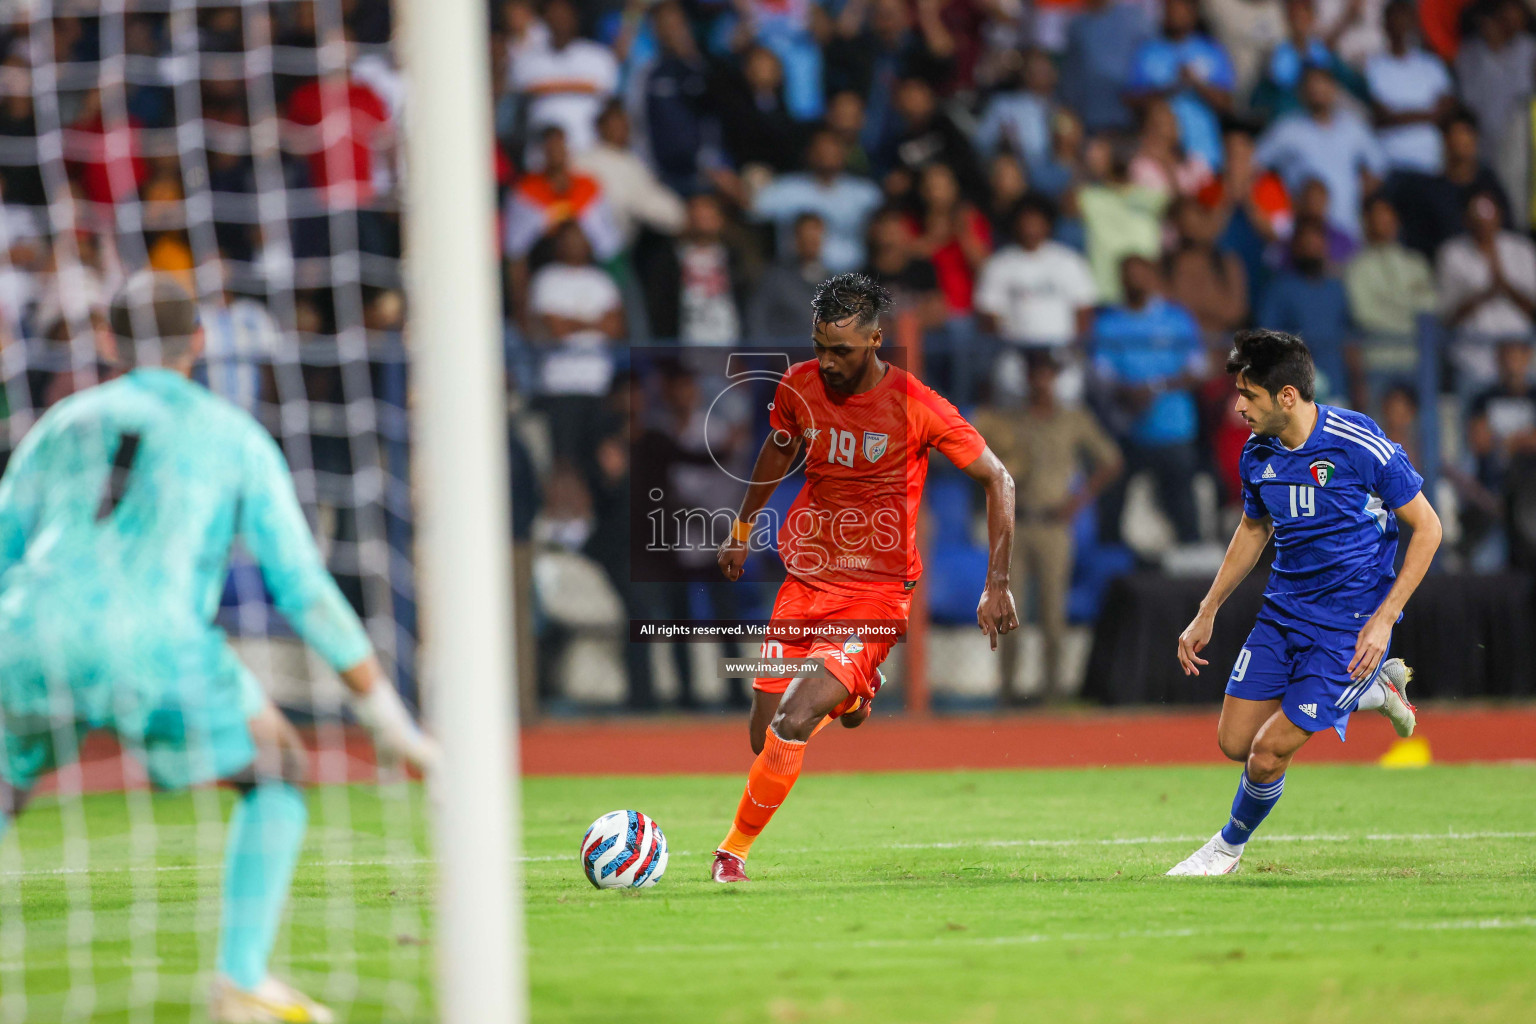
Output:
top-left (1240, 406), bottom-right (1424, 632)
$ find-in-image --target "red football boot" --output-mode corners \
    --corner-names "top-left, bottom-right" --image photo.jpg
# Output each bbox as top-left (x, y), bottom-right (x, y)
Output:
top-left (711, 850), bottom-right (749, 883)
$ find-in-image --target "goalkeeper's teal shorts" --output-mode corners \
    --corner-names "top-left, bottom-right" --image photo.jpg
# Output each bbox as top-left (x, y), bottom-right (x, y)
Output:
top-left (0, 604), bottom-right (265, 793)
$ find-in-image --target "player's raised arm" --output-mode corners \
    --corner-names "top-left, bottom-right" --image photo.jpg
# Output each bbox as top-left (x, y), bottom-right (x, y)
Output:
top-left (1178, 513), bottom-right (1274, 676)
top-left (717, 410), bottom-right (804, 582)
top-left (238, 428), bottom-right (437, 768)
top-left (959, 446), bottom-right (1018, 650)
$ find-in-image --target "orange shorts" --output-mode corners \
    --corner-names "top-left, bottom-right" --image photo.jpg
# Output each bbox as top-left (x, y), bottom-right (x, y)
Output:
top-left (752, 575), bottom-right (910, 705)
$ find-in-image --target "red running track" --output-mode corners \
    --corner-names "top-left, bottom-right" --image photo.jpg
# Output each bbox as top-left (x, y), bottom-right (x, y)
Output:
top-left (519, 704), bottom-right (1536, 775)
top-left (34, 704), bottom-right (1536, 794)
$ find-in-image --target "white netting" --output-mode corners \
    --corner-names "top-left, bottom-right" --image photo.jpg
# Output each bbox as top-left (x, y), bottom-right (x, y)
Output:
top-left (0, 1), bottom-right (431, 1020)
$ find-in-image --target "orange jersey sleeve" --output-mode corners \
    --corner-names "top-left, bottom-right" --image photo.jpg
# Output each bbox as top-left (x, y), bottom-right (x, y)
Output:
top-left (906, 375), bottom-right (986, 469)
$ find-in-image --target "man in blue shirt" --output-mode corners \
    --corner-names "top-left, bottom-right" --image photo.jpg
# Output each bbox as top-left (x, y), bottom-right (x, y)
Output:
top-left (752, 128), bottom-right (883, 273)
top-left (1169, 329), bottom-right (1442, 875)
top-left (1060, 0), bottom-right (1151, 134)
top-left (1092, 254), bottom-right (1206, 544)
top-left (1255, 65), bottom-right (1388, 241)
top-left (1125, 0), bottom-right (1235, 171)
top-left (1257, 216), bottom-right (1356, 405)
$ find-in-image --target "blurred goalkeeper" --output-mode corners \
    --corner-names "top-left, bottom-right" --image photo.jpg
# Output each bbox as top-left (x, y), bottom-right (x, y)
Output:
top-left (0, 274), bottom-right (435, 1024)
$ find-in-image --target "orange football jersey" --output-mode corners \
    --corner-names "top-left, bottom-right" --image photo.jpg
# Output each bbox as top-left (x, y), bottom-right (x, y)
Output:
top-left (766, 359), bottom-right (985, 588)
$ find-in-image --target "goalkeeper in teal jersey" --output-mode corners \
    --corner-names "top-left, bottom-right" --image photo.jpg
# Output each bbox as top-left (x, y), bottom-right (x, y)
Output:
top-left (0, 274), bottom-right (435, 1024)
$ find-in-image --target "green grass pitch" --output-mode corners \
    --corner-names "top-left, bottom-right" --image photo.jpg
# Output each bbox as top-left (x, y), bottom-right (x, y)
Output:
top-left (3, 764), bottom-right (1534, 1023)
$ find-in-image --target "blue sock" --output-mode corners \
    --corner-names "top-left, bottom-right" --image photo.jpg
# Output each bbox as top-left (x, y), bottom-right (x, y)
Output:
top-left (217, 783), bottom-right (308, 991)
top-left (1220, 771), bottom-right (1285, 846)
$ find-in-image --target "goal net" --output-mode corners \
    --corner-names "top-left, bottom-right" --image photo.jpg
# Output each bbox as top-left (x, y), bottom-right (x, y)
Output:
top-left (0, 1), bottom-right (510, 1020)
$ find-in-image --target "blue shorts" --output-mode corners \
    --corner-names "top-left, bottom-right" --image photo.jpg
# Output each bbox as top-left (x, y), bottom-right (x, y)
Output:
top-left (1224, 614), bottom-right (1390, 739)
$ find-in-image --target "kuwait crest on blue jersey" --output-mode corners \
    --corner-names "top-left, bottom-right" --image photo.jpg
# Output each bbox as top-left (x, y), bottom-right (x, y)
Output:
top-left (1309, 459), bottom-right (1336, 486)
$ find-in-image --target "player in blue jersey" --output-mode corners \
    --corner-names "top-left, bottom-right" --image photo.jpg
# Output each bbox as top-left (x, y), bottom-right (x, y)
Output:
top-left (1167, 329), bottom-right (1442, 876)
top-left (0, 275), bottom-right (436, 1022)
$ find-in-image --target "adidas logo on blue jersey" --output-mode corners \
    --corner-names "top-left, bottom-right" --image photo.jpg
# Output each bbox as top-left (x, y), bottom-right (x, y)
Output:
top-left (1262, 463), bottom-right (1276, 479)
top-left (1298, 703), bottom-right (1318, 719)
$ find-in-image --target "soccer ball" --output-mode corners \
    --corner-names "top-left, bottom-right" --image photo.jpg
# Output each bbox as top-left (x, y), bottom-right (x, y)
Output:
top-left (580, 810), bottom-right (668, 889)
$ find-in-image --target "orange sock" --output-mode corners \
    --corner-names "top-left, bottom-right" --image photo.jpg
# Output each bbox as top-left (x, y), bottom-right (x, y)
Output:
top-left (718, 730), bottom-right (806, 860)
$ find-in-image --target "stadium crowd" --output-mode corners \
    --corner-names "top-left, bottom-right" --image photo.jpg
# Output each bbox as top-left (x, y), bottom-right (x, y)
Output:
top-left (0, 0), bottom-right (1535, 709)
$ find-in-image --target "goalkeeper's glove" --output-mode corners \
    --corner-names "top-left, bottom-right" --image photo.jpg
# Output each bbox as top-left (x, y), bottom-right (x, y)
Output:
top-left (351, 682), bottom-right (439, 771)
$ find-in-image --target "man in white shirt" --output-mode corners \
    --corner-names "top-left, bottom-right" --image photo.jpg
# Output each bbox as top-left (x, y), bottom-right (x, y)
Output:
top-left (528, 221), bottom-right (624, 397)
top-left (1437, 191), bottom-right (1536, 385)
top-left (574, 100), bottom-right (686, 250)
top-left (509, 0), bottom-right (618, 156)
top-left (1364, 0), bottom-right (1454, 175)
top-left (975, 193), bottom-right (1098, 348)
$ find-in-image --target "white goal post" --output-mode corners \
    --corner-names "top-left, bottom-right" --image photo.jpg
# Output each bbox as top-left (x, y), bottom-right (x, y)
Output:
top-left (396, 0), bottom-right (524, 1022)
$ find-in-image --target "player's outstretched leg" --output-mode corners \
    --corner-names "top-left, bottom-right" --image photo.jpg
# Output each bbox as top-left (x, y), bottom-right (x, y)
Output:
top-left (1353, 658), bottom-right (1417, 737)
top-left (714, 673), bottom-right (850, 882)
top-left (211, 704), bottom-right (332, 1024)
top-left (1169, 711), bottom-right (1312, 876)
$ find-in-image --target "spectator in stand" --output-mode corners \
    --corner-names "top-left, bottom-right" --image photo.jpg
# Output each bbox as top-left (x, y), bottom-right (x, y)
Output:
top-left (1366, 0), bottom-right (1455, 175)
top-left (1258, 216), bottom-right (1357, 404)
top-left (1345, 193), bottom-right (1436, 395)
top-left (1079, 137), bottom-right (1167, 302)
top-left (504, 126), bottom-right (621, 266)
top-left (1388, 112), bottom-right (1511, 260)
top-left (1251, 0), bottom-right (1366, 121)
top-left (1059, 0), bottom-right (1151, 134)
top-left (975, 46), bottom-right (1058, 169)
top-left (826, 90), bottom-right (874, 177)
top-left (972, 350), bottom-right (1122, 701)
top-left (1291, 177), bottom-right (1359, 265)
top-left (527, 221), bottom-right (625, 460)
top-left (1468, 339), bottom-right (1536, 502)
top-left (752, 127), bottom-right (882, 274)
top-left (509, 0), bottom-right (618, 155)
top-left (1092, 254), bottom-right (1206, 546)
top-left (65, 80), bottom-right (148, 208)
top-left (1163, 196), bottom-right (1247, 343)
top-left (576, 100), bottom-right (686, 252)
top-left (503, 0), bottom-right (550, 67)
top-left (199, 262), bottom-right (282, 415)
top-left (712, 44), bottom-right (804, 176)
top-left (638, 192), bottom-right (749, 344)
top-left (905, 161), bottom-right (992, 317)
top-left (887, 75), bottom-right (987, 202)
top-left (1129, 97), bottom-right (1213, 200)
top-left (975, 192), bottom-right (1097, 351)
top-left (284, 35), bottom-right (396, 258)
top-left (1455, 0), bottom-right (1535, 165)
top-left (984, 151), bottom-right (1030, 241)
top-left (1125, 0), bottom-right (1235, 173)
top-left (1203, 126), bottom-right (1293, 312)
top-left (1254, 64), bottom-right (1386, 241)
top-left (1203, 0), bottom-right (1287, 103)
top-left (1437, 190), bottom-right (1536, 386)
top-left (1029, 109), bottom-right (1087, 200)
top-left (1315, 0), bottom-right (1387, 66)
top-left (825, 0), bottom-right (956, 169)
top-left (863, 205), bottom-right (947, 328)
top-left (0, 51), bottom-right (45, 206)
top-left (749, 211), bottom-right (827, 338)
top-left (630, 0), bottom-right (715, 195)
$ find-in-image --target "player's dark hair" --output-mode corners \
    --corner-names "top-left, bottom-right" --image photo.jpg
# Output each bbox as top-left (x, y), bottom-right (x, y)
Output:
top-left (1226, 329), bottom-right (1316, 402)
top-left (811, 272), bottom-right (892, 332)
top-left (107, 271), bottom-right (200, 367)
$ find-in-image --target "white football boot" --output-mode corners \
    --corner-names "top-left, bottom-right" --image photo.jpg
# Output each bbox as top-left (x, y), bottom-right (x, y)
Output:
top-left (209, 975), bottom-right (336, 1024)
top-left (1165, 832), bottom-right (1244, 876)
top-left (1376, 658), bottom-right (1417, 738)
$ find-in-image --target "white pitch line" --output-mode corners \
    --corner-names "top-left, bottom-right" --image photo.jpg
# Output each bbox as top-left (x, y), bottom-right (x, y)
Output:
top-left (4, 830), bottom-right (1532, 878)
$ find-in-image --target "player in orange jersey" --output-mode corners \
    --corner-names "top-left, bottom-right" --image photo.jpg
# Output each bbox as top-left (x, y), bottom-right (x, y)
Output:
top-left (709, 273), bottom-right (1018, 883)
